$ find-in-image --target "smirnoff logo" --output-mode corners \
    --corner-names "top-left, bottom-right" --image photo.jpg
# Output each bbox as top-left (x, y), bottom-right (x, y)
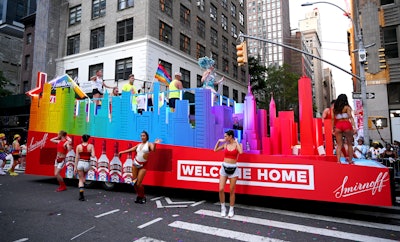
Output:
top-left (333, 172), bottom-right (389, 198)
top-left (28, 133), bottom-right (49, 152)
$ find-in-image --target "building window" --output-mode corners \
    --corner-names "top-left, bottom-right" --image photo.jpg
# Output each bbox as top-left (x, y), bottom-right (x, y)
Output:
top-left (69, 5), bottom-right (81, 25)
top-left (24, 55), bottom-right (30, 70)
top-left (196, 0), bottom-right (205, 11)
top-left (26, 33), bottom-right (32, 44)
top-left (67, 34), bottom-right (80, 55)
top-left (118, 0), bottom-right (134, 10)
top-left (232, 43), bottom-right (236, 58)
top-left (240, 69), bottom-right (246, 83)
top-left (89, 63), bottom-right (103, 80)
top-left (231, 24), bottom-right (237, 38)
top-left (239, 11), bottom-right (244, 25)
top-left (197, 17), bottom-right (205, 39)
top-left (180, 68), bottom-right (190, 88)
top-left (222, 36), bottom-right (228, 53)
top-left (159, 21), bottom-right (172, 45)
top-left (223, 85), bottom-right (229, 97)
top-left (241, 92), bottom-right (246, 103)
top-left (212, 52), bottom-right (218, 69)
top-left (115, 58), bottom-right (132, 81)
top-left (180, 34), bottom-right (191, 55)
top-left (90, 27), bottom-right (105, 49)
top-left (159, 59), bottom-right (172, 79)
top-left (221, 14), bottom-right (227, 31)
top-left (66, 68), bottom-right (79, 80)
top-left (92, 0), bottom-right (106, 19)
top-left (381, 0), bottom-right (394, 5)
top-left (232, 64), bottom-right (238, 79)
top-left (388, 83), bottom-right (400, 104)
top-left (233, 89), bottom-right (238, 102)
top-left (197, 75), bottom-right (202, 87)
top-left (230, 3), bottom-right (236, 18)
top-left (239, 0), bottom-right (244, 7)
top-left (210, 4), bottom-right (217, 22)
top-left (222, 58), bottom-right (229, 74)
top-left (160, 0), bottom-right (172, 16)
top-left (196, 43), bottom-right (205, 59)
top-left (180, 4), bottom-right (190, 27)
top-left (117, 18), bottom-right (133, 43)
top-left (211, 28), bottom-right (218, 47)
top-left (221, 0), bottom-right (227, 9)
top-left (383, 26), bottom-right (399, 58)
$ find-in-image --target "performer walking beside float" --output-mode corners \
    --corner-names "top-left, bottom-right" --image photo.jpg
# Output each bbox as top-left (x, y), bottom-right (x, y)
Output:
top-left (74, 134), bottom-right (95, 201)
top-left (214, 130), bottom-right (243, 218)
top-left (50, 130), bottom-right (71, 192)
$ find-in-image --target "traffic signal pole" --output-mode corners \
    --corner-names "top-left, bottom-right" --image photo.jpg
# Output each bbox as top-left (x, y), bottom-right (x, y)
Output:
top-left (239, 33), bottom-right (361, 81)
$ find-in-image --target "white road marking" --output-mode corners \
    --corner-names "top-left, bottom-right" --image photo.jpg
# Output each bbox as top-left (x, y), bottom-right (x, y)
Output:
top-left (134, 237), bottom-right (166, 242)
top-left (94, 209), bottom-right (120, 218)
top-left (150, 196), bottom-right (164, 201)
top-left (13, 239), bottom-right (29, 242)
top-left (165, 197), bottom-right (195, 204)
top-left (138, 217), bottom-right (163, 229)
top-left (190, 200), bottom-right (206, 207)
top-left (196, 209), bottom-right (397, 242)
top-left (70, 226), bottom-right (96, 240)
top-left (169, 221), bottom-right (288, 242)
top-left (231, 203), bottom-right (400, 232)
top-left (156, 200), bottom-right (188, 208)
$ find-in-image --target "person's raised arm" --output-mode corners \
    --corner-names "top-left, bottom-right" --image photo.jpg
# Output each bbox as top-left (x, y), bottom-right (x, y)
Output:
top-left (50, 135), bottom-right (60, 144)
top-left (214, 139), bottom-right (225, 152)
top-left (118, 144), bottom-right (137, 157)
top-left (150, 138), bottom-right (162, 152)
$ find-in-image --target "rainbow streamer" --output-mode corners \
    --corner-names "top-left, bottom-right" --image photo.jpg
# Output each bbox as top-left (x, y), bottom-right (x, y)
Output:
top-left (154, 64), bottom-right (171, 86)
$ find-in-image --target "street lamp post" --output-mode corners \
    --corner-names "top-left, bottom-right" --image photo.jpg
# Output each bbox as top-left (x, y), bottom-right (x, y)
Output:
top-left (301, 1), bottom-right (369, 146)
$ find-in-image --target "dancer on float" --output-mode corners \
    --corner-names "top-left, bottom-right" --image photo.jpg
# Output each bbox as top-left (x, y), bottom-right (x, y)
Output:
top-left (50, 130), bottom-right (71, 191)
top-left (332, 94), bottom-right (356, 164)
top-left (118, 131), bottom-right (161, 204)
top-left (74, 134), bottom-right (95, 201)
top-left (198, 56), bottom-right (224, 102)
top-left (214, 130), bottom-right (243, 218)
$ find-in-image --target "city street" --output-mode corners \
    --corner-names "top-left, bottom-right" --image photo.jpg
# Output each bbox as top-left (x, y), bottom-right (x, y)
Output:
top-left (1, 173), bottom-right (399, 242)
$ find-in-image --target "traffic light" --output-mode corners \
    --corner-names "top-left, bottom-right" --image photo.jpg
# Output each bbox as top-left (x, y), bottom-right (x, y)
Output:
top-left (378, 48), bottom-right (387, 69)
top-left (236, 41), bottom-right (248, 66)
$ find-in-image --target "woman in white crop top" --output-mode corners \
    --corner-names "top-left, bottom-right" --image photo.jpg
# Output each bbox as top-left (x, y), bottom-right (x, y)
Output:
top-left (119, 131), bottom-right (161, 204)
top-left (332, 94), bottom-right (356, 164)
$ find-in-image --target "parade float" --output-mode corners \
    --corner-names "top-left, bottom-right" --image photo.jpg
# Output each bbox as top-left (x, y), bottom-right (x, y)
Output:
top-left (25, 72), bottom-right (394, 207)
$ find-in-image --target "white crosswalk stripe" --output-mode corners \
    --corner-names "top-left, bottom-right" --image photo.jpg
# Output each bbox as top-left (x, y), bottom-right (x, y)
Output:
top-left (194, 209), bottom-right (398, 242)
top-left (233, 203), bottom-right (400, 232)
top-left (169, 220), bottom-right (288, 242)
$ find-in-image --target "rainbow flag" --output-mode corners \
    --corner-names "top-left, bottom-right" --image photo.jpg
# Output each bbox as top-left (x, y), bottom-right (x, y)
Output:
top-left (154, 64), bottom-right (171, 86)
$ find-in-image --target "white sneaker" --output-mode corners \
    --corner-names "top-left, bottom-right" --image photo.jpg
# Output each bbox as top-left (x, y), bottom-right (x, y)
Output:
top-left (228, 207), bottom-right (234, 218)
top-left (0, 169), bottom-right (5, 175)
top-left (221, 206), bottom-right (226, 217)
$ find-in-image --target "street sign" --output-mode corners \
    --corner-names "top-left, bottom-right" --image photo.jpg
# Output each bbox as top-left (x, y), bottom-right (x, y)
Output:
top-left (352, 92), bottom-right (375, 99)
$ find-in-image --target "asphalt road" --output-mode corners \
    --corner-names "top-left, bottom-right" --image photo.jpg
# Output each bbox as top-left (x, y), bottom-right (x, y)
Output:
top-left (1, 173), bottom-right (399, 242)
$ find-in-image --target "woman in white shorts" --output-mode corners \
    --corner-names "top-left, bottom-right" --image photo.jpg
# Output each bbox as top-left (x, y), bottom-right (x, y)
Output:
top-left (214, 130), bottom-right (243, 218)
top-left (118, 131), bottom-right (161, 204)
top-left (74, 134), bottom-right (95, 201)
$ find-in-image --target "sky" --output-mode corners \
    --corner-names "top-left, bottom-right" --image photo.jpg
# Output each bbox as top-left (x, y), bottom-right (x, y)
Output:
top-left (289, 0), bottom-right (354, 104)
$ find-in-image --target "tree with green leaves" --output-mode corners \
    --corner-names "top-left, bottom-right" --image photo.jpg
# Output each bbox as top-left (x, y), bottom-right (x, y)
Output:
top-left (248, 57), bottom-right (300, 113)
top-left (0, 71), bottom-right (12, 97)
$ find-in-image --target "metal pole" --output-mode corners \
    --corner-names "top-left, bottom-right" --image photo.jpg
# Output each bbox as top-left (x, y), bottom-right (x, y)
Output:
top-left (301, 1), bottom-right (369, 145)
